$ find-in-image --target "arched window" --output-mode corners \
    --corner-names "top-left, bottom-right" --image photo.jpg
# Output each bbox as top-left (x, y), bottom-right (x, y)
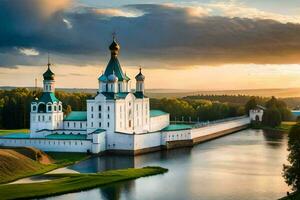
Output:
top-left (32, 105), bottom-right (37, 111)
top-left (38, 104), bottom-right (46, 113)
top-left (47, 105), bottom-right (52, 112)
top-left (98, 105), bottom-right (101, 111)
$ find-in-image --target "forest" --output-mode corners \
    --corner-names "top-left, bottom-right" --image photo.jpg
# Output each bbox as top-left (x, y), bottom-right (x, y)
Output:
top-left (0, 89), bottom-right (299, 129)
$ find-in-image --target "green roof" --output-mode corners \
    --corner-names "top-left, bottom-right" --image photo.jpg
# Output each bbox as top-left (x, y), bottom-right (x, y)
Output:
top-left (1, 133), bottom-right (30, 139)
top-left (91, 129), bottom-right (106, 134)
top-left (64, 111), bottom-right (87, 121)
top-left (103, 57), bottom-right (130, 81)
top-left (34, 92), bottom-right (59, 103)
top-left (162, 124), bottom-right (193, 131)
top-left (45, 134), bottom-right (87, 140)
top-left (150, 110), bottom-right (168, 117)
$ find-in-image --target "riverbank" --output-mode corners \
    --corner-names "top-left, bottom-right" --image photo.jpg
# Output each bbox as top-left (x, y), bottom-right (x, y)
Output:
top-left (251, 122), bottom-right (296, 132)
top-left (0, 167), bottom-right (168, 200)
top-left (0, 147), bottom-right (89, 184)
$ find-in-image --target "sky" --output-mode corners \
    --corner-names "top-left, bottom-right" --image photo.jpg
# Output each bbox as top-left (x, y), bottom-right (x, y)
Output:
top-left (1, 0), bottom-right (300, 90)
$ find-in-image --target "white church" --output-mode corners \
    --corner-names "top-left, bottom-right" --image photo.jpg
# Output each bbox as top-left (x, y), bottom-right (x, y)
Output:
top-left (0, 38), bottom-right (251, 154)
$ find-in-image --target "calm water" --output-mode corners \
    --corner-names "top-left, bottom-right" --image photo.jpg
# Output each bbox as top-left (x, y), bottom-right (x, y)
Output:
top-left (45, 129), bottom-right (289, 200)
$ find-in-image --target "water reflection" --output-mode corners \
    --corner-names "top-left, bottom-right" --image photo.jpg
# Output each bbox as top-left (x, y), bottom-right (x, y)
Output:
top-left (262, 130), bottom-right (286, 148)
top-left (45, 129), bottom-right (289, 200)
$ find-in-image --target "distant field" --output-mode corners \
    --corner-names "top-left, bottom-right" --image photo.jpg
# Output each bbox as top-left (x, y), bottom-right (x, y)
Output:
top-left (3, 86), bottom-right (300, 98)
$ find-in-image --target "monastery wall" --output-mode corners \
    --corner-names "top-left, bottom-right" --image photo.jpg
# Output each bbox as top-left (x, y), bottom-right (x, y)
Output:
top-left (0, 138), bottom-right (92, 153)
top-left (190, 117), bottom-right (250, 140)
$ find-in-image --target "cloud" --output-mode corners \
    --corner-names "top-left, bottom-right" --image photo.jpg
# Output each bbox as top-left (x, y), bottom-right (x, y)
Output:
top-left (1, 2), bottom-right (300, 69)
top-left (18, 48), bottom-right (39, 56)
top-left (91, 8), bottom-right (142, 17)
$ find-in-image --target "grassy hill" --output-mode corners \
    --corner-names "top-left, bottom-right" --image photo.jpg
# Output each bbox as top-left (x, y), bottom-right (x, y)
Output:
top-left (0, 147), bottom-right (55, 183)
top-left (0, 147), bottom-right (88, 184)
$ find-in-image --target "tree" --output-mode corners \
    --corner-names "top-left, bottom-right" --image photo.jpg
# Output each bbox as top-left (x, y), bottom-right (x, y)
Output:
top-left (65, 105), bottom-right (72, 116)
top-left (283, 123), bottom-right (300, 192)
top-left (245, 97), bottom-right (258, 115)
top-left (262, 107), bottom-right (282, 127)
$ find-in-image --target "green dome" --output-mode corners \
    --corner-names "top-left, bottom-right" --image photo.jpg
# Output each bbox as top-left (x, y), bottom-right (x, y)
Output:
top-left (43, 64), bottom-right (55, 80)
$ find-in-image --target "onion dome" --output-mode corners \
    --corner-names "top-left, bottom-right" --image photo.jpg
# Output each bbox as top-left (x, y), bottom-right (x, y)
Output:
top-left (135, 67), bottom-right (145, 81)
top-left (109, 38), bottom-right (120, 57)
top-left (108, 72), bottom-right (118, 82)
top-left (43, 63), bottom-right (55, 80)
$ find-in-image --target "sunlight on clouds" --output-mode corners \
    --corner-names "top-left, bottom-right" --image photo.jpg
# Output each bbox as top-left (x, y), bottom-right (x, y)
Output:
top-left (92, 8), bottom-right (142, 17)
top-left (18, 48), bottom-right (39, 56)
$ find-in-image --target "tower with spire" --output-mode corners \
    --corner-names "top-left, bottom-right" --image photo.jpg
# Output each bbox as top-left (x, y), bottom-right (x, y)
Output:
top-left (30, 56), bottom-right (64, 136)
top-left (87, 36), bottom-right (150, 136)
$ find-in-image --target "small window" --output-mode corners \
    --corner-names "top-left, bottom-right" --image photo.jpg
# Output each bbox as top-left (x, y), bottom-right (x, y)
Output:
top-left (91, 114), bottom-right (93, 118)
top-left (98, 105), bottom-right (101, 111)
top-left (107, 106), bottom-right (110, 111)
top-left (54, 106), bottom-right (57, 111)
top-left (108, 114), bottom-right (110, 119)
top-left (99, 113), bottom-right (101, 119)
top-left (58, 105), bottom-right (62, 111)
top-left (32, 106), bottom-right (36, 111)
top-left (67, 122), bottom-right (70, 127)
top-left (91, 122), bottom-right (93, 127)
top-left (80, 123), bottom-right (82, 128)
top-left (99, 122), bottom-right (101, 127)
top-left (48, 105), bottom-right (52, 112)
top-left (91, 106), bottom-right (94, 112)
top-left (107, 122), bottom-right (109, 127)
top-left (74, 122), bottom-right (76, 128)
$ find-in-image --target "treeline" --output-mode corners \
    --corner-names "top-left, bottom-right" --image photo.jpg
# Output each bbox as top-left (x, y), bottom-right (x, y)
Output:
top-left (0, 88), bottom-right (92, 129)
top-left (184, 95), bottom-right (268, 106)
top-left (150, 98), bottom-right (245, 122)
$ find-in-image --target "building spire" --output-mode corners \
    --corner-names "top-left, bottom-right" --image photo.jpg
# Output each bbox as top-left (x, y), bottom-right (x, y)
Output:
top-left (47, 53), bottom-right (51, 69)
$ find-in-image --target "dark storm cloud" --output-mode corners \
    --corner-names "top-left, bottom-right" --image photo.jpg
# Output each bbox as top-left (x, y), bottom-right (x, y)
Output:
top-left (1, 1), bottom-right (300, 68)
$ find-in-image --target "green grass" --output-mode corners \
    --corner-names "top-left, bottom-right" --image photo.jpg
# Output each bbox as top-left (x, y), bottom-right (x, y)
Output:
top-left (0, 148), bottom-right (90, 184)
top-left (0, 167), bottom-right (168, 200)
top-left (251, 121), bottom-right (297, 132)
top-left (47, 152), bottom-right (90, 165)
top-left (0, 129), bottom-right (29, 136)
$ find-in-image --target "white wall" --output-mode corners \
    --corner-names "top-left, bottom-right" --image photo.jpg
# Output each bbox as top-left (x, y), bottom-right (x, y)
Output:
top-left (134, 132), bottom-right (161, 149)
top-left (162, 129), bottom-right (191, 144)
top-left (63, 121), bottom-right (87, 130)
top-left (106, 132), bottom-right (134, 150)
top-left (149, 114), bottom-right (170, 132)
top-left (0, 138), bottom-right (92, 153)
top-left (191, 117), bottom-right (250, 139)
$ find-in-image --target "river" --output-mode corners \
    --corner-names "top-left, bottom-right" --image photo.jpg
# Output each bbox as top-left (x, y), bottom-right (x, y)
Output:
top-left (45, 129), bottom-right (289, 200)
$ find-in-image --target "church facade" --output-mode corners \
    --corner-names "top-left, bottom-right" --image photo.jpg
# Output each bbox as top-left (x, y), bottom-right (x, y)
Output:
top-left (26, 38), bottom-right (171, 154)
top-left (0, 38), bottom-right (250, 154)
